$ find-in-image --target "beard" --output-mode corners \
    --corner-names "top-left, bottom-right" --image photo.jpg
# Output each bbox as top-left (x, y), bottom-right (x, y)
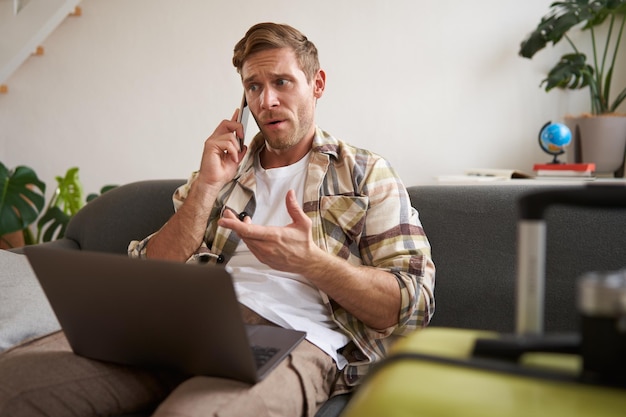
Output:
top-left (259, 103), bottom-right (315, 151)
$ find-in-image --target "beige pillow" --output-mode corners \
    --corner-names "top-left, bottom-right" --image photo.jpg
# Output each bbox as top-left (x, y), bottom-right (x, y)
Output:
top-left (0, 250), bottom-right (60, 353)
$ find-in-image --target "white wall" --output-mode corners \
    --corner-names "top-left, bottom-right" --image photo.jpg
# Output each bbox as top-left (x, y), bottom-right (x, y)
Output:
top-left (0, 0), bottom-right (80, 85)
top-left (1, 0), bottom-right (621, 197)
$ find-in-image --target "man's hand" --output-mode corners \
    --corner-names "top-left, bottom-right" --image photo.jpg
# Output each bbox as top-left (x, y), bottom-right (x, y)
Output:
top-left (218, 190), bottom-right (322, 273)
top-left (218, 189), bottom-right (402, 331)
top-left (196, 109), bottom-right (248, 192)
top-left (145, 109), bottom-right (248, 262)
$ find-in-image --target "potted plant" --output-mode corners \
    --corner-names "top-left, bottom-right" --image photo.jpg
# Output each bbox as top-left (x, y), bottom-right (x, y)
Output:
top-left (519, 0), bottom-right (626, 175)
top-left (35, 167), bottom-right (86, 243)
top-left (0, 163), bottom-right (46, 248)
top-left (0, 163), bottom-right (116, 249)
top-left (35, 167), bottom-right (116, 242)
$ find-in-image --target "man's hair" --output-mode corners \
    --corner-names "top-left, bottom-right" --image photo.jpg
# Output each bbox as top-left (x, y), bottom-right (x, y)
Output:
top-left (233, 23), bottom-right (320, 82)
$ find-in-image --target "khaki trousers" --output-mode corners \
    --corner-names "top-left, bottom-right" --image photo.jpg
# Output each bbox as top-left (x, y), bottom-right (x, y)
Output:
top-left (153, 340), bottom-right (336, 417)
top-left (0, 306), bottom-right (338, 417)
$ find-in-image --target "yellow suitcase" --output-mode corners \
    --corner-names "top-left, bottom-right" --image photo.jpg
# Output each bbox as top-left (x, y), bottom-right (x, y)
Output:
top-left (342, 328), bottom-right (626, 417)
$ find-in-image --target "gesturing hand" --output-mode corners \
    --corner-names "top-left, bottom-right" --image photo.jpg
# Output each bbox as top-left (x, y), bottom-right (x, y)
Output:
top-left (218, 189), bottom-right (324, 274)
top-left (219, 190), bottom-right (404, 331)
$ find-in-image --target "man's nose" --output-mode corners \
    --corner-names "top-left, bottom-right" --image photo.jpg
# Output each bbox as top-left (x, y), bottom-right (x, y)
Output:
top-left (260, 88), bottom-right (279, 109)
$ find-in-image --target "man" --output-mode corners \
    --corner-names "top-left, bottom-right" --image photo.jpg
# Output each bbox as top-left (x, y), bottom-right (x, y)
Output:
top-left (129, 22), bottom-right (435, 416)
top-left (0, 22), bottom-right (434, 417)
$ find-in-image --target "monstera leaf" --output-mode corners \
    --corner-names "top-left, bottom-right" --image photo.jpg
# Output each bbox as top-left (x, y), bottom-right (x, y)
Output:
top-left (519, 0), bottom-right (626, 114)
top-left (542, 53), bottom-right (594, 91)
top-left (36, 206), bottom-right (71, 243)
top-left (36, 167), bottom-right (85, 243)
top-left (0, 163), bottom-right (46, 237)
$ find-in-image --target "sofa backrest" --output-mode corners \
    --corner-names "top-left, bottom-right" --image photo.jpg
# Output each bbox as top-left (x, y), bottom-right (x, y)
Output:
top-left (63, 179), bottom-right (626, 334)
top-left (65, 179), bottom-right (185, 254)
top-left (408, 183), bottom-right (626, 333)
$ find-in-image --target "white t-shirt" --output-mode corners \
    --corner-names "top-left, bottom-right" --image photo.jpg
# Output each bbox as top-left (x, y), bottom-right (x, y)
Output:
top-left (226, 151), bottom-right (350, 369)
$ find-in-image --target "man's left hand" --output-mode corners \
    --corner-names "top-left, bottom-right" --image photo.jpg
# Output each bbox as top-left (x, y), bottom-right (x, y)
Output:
top-left (217, 189), bottom-right (324, 274)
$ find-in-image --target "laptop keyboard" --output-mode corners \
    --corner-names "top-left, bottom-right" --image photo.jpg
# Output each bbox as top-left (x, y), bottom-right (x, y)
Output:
top-left (252, 345), bottom-right (279, 369)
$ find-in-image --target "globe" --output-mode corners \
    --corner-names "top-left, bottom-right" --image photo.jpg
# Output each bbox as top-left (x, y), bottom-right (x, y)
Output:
top-left (538, 122), bottom-right (572, 163)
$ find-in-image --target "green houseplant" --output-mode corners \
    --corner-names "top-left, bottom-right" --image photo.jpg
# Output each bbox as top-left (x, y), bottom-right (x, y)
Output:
top-left (35, 167), bottom-right (86, 243)
top-left (36, 167), bottom-right (117, 242)
top-left (0, 163), bottom-right (46, 248)
top-left (0, 163), bottom-right (115, 248)
top-left (520, 0), bottom-right (626, 175)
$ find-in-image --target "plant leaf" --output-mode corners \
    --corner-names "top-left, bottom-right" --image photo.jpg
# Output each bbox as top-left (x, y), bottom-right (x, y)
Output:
top-left (519, 1), bottom-right (592, 58)
top-left (22, 227), bottom-right (36, 246)
top-left (519, 0), bottom-right (626, 57)
top-left (609, 86), bottom-right (626, 111)
top-left (50, 167), bottom-right (85, 216)
top-left (0, 163), bottom-right (46, 236)
top-left (522, 0), bottom-right (626, 114)
top-left (36, 206), bottom-right (70, 243)
top-left (604, 65), bottom-right (614, 107)
top-left (542, 53), bottom-right (594, 91)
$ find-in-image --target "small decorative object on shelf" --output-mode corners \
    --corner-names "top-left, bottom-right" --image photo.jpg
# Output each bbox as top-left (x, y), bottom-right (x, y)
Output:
top-left (535, 121), bottom-right (596, 177)
top-left (538, 121), bottom-right (572, 164)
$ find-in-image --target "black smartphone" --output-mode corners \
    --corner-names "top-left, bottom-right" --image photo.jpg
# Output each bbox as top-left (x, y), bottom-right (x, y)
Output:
top-left (236, 93), bottom-right (249, 151)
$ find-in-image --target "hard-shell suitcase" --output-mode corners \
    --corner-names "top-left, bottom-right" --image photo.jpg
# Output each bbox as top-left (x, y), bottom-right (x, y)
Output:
top-left (342, 185), bottom-right (626, 417)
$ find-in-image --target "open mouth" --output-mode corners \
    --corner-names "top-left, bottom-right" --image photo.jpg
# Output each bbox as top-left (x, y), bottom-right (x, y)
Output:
top-left (265, 119), bottom-right (285, 128)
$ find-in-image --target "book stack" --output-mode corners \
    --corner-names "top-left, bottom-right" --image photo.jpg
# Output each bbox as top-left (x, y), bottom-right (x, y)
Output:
top-left (532, 162), bottom-right (596, 178)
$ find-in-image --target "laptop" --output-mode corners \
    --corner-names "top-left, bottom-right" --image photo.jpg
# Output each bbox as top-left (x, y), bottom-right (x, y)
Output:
top-left (24, 246), bottom-right (306, 384)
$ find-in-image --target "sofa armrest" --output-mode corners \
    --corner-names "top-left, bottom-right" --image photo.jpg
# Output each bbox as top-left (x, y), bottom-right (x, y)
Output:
top-left (65, 179), bottom-right (185, 254)
top-left (9, 180), bottom-right (184, 256)
top-left (9, 238), bottom-right (80, 254)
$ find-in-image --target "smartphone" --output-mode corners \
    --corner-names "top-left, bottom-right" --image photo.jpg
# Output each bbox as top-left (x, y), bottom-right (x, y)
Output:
top-left (236, 93), bottom-right (249, 152)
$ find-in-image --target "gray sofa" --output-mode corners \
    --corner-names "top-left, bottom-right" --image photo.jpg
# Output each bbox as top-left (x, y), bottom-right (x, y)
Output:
top-left (3, 179), bottom-right (626, 417)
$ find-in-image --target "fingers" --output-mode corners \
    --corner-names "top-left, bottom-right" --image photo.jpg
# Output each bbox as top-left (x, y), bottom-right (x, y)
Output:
top-left (222, 208), bottom-right (238, 219)
top-left (218, 209), bottom-right (250, 235)
top-left (285, 189), bottom-right (309, 224)
top-left (205, 110), bottom-right (248, 160)
top-left (231, 108), bottom-right (244, 146)
top-left (219, 191), bottom-right (308, 239)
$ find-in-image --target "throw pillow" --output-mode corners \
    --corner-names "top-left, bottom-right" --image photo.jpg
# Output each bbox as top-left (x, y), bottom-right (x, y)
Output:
top-left (0, 250), bottom-right (60, 353)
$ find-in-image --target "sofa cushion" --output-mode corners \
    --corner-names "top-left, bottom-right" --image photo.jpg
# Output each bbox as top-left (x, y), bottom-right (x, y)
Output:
top-left (0, 251), bottom-right (60, 353)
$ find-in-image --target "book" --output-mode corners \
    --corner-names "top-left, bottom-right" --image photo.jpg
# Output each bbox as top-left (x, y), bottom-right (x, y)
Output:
top-left (533, 162), bottom-right (595, 177)
top-left (464, 168), bottom-right (533, 179)
top-left (434, 169), bottom-right (529, 184)
top-left (532, 162), bottom-right (596, 172)
top-left (535, 169), bottom-right (594, 177)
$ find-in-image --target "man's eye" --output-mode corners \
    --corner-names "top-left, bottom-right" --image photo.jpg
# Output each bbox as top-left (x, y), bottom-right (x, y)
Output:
top-left (247, 85), bottom-right (258, 92)
top-left (276, 79), bottom-right (288, 86)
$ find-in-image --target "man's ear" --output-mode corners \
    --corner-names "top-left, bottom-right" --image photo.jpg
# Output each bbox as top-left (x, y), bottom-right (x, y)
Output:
top-left (313, 69), bottom-right (326, 99)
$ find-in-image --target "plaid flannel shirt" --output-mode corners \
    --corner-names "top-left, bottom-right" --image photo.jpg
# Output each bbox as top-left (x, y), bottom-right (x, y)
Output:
top-left (129, 127), bottom-right (435, 390)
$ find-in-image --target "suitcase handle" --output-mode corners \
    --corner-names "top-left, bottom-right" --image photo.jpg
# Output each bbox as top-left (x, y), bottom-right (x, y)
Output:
top-left (516, 185), bottom-right (626, 335)
top-left (518, 184), bottom-right (626, 220)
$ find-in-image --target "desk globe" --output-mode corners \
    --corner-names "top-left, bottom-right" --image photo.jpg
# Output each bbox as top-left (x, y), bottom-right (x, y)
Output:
top-left (538, 121), bottom-right (572, 164)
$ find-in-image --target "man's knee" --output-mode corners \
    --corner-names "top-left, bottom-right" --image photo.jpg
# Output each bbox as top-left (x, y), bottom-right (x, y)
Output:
top-left (154, 377), bottom-right (267, 417)
top-left (0, 333), bottom-right (182, 417)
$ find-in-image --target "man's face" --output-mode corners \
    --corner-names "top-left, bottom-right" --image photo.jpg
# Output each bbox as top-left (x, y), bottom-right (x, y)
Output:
top-left (241, 48), bottom-right (324, 153)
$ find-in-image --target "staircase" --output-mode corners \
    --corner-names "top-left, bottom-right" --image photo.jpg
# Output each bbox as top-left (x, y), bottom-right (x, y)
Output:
top-left (0, 0), bottom-right (81, 91)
